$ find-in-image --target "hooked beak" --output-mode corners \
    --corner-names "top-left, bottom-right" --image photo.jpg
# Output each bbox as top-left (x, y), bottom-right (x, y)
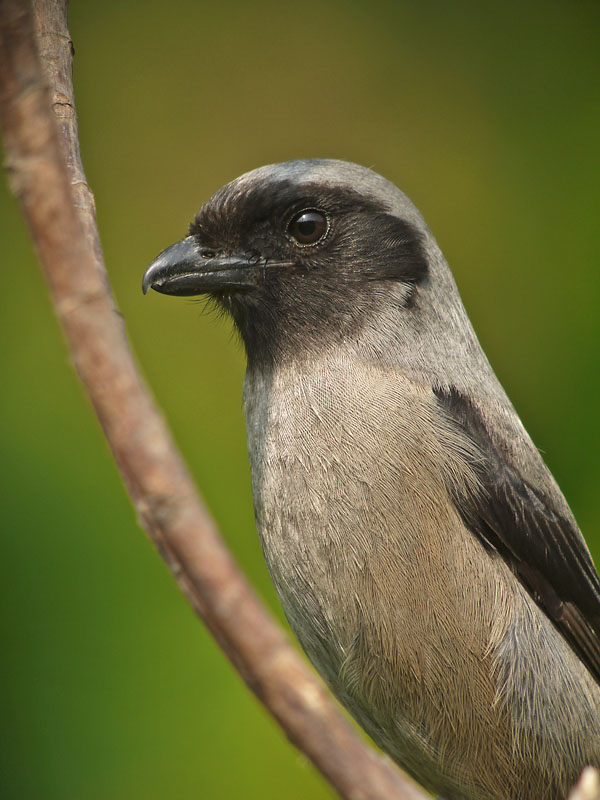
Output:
top-left (142, 236), bottom-right (262, 296)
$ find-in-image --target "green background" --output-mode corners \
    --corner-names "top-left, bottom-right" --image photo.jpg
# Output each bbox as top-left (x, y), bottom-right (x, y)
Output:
top-left (2, 1), bottom-right (599, 798)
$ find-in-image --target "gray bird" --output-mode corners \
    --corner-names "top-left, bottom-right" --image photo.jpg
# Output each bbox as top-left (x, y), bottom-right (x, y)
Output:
top-left (142, 160), bottom-right (600, 799)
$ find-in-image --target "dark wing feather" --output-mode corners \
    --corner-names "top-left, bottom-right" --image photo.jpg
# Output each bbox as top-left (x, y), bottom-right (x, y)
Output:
top-left (434, 386), bottom-right (600, 684)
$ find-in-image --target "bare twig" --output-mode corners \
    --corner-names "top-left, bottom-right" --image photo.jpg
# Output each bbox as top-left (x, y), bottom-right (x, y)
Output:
top-left (0, 2), bottom-right (426, 798)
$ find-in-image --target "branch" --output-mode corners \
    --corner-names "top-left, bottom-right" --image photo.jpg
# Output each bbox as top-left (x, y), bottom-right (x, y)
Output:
top-left (0, 2), bottom-right (425, 798)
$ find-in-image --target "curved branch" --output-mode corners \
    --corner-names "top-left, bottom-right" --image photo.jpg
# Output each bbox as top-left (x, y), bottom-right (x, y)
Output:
top-left (0, 2), bottom-right (426, 798)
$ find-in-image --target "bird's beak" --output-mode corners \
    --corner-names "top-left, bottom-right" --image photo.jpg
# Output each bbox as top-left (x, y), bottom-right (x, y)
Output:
top-left (142, 236), bottom-right (261, 296)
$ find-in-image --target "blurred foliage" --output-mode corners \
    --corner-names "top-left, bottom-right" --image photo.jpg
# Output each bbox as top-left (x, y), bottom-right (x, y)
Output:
top-left (1, 0), bottom-right (599, 798)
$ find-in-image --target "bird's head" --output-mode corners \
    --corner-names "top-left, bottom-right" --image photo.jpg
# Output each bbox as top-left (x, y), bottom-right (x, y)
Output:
top-left (143, 159), bottom-right (439, 365)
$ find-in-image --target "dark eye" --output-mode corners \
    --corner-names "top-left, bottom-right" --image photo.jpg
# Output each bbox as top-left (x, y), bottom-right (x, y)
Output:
top-left (288, 209), bottom-right (328, 245)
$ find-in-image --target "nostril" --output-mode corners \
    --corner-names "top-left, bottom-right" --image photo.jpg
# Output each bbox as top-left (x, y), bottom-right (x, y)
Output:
top-left (201, 250), bottom-right (216, 259)
top-left (246, 250), bottom-right (262, 265)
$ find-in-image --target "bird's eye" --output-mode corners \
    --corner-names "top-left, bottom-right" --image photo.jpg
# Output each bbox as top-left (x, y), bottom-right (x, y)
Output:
top-left (287, 209), bottom-right (328, 246)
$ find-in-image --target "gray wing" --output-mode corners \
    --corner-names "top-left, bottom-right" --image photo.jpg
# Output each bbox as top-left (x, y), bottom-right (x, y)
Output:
top-left (434, 386), bottom-right (600, 684)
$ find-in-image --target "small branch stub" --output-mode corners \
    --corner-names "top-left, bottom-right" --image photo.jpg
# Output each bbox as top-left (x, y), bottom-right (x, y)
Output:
top-left (569, 768), bottom-right (600, 800)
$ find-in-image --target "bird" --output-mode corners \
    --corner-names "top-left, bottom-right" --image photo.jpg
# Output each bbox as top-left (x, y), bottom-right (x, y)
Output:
top-left (142, 159), bottom-right (600, 799)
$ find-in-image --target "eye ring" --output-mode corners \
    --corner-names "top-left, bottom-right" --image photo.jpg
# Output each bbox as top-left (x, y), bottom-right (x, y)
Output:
top-left (287, 209), bottom-right (329, 246)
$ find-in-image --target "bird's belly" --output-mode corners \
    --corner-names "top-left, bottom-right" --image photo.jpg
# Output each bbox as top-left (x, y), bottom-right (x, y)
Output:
top-left (246, 402), bottom-right (504, 793)
top-left (251, 462), bottom-right (506, 797)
